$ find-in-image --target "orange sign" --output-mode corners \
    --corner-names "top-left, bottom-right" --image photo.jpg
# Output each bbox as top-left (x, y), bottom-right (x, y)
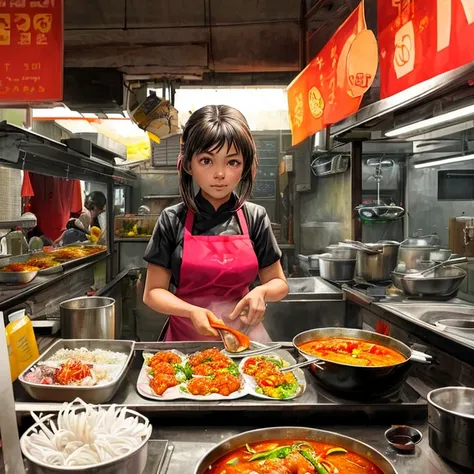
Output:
top-left (0, 0), bottom-right (63, 103)
top-left (287, 1), bottom-right (378, 145)
top-left (379, 0), bottom-right (474, 99)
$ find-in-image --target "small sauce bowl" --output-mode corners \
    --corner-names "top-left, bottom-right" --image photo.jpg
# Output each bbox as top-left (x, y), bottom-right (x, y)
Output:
top-left (384, 425), bottom-right (423, 453)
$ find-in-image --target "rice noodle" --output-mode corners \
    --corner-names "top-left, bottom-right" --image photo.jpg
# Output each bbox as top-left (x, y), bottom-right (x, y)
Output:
top-left (22, 398), bottom-right (151, 468)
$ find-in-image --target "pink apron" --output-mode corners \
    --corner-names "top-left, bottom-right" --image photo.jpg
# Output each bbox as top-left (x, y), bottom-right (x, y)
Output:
top-left (164, 208), bottom-right (271, 342)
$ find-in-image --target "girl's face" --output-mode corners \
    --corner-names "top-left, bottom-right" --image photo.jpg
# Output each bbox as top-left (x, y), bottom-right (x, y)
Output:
top-left (189, 143), bottom-right (244, 208)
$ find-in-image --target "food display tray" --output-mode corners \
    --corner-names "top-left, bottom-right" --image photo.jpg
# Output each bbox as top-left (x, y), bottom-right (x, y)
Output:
top-left (136, 348), bottom-right (306, 402)
top-left (18, 339), bottom-right (135, 404)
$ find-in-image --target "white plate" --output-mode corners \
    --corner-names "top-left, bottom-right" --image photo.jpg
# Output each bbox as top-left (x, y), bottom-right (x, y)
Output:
top-left (136, 349), bottom-right (248, 401)
top-left (239, 350), bottom-right (307, 401)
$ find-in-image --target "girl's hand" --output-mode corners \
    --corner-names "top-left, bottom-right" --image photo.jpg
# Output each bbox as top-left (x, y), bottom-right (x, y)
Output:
top-left (189, 307), bottom-right (224, 337)
top-left (229, 287), bottom-right (266, 326)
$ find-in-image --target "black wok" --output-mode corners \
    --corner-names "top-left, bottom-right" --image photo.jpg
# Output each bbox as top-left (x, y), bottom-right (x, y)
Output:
top-left (293, 327), bottom-right (429, 399)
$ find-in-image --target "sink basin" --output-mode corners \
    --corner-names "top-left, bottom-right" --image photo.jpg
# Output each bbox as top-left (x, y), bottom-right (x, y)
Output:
top-left (284, 277), bottom-right (343, 301)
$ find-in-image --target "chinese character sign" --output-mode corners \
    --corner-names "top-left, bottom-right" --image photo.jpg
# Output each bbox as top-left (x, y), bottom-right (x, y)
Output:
top-left (287, 1), bottom-right (378, 145)
top-left (378, 0), bottom-right (474, 99)
top-left (0, 0), bottom-right (63, 103)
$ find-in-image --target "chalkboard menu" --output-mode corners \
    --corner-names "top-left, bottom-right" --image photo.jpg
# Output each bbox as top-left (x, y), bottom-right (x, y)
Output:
top-left (255, 137), bottom-right (278, 159)
top-left (252, 135), bottom-right (279, 198)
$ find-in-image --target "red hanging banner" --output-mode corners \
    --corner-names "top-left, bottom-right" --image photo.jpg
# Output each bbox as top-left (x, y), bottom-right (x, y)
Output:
top-left (287, 1), bottom-right (378, 145)
top-left (0, 0), bottom-right (63, 103)
top-left (378, 0), bottom-right (474, 99)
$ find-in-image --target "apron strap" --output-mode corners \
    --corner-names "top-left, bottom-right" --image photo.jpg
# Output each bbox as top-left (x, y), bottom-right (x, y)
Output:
top-left (236, 208), bottom-right (250, 236)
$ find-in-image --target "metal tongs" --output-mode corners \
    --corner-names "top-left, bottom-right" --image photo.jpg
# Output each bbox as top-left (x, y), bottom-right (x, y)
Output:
top-left (280, 358), bottom-right (325, 373)
top-left (340, 240), bottom-right (382, 254)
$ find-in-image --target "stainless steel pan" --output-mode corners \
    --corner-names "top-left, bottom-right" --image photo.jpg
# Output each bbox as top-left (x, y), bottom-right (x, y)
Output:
top-left (401, 266), bottom-right (466, 296)
top-left (194, 427), bottom-right (398, 474)
top-left (18, 339), bottom-right (135, 403)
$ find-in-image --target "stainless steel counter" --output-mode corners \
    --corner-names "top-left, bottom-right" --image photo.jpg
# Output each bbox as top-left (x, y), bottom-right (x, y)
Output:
top-left (13, 342), bottom-right (426, 423)
top-left (154, 424), bottom-right (467, 474)
top-left (11, 340), bottom-right (471, 474)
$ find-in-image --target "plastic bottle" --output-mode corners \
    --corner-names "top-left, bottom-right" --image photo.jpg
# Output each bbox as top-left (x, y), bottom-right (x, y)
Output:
top-left (5, 309), bottom-right (39, 375)
top-left (5, 330), bottom-right (19, 382)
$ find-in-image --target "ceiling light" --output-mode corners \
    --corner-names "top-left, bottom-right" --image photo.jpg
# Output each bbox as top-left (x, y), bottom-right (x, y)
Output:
top-left (386, 104), bottom-right (474, 137)
top-left (414, 153), bottom-right (474, 169)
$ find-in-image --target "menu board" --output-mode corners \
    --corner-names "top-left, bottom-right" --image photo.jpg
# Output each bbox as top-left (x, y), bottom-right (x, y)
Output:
top-left (255, 137), bottom-right (278, 160)
top-left (253, 135), bottom-right (279, 199)
top-left (0, 0), bottom-right (63, 103)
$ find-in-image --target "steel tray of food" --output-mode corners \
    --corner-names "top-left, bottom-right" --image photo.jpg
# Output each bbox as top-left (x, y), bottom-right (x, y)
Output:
top-left (44, 244), bottom-right (107, 270)
top-left (0, 262), bottom-right (38, 284)
top-left (18, 339), bottom-right (135, 403)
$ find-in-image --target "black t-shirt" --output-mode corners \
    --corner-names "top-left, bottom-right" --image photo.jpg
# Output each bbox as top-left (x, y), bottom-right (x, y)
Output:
top-left (143, 192), bottom-right (282, 287)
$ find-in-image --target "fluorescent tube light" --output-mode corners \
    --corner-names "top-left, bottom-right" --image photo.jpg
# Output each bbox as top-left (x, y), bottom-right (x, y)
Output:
top-left (414, 153), bottom-right (474, 169)
top-left (386, 104), bottom-right (474, 137)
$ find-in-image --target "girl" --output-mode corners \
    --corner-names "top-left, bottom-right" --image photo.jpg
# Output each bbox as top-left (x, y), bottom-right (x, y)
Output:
top-left (143, 105), bottom-right (288, 341)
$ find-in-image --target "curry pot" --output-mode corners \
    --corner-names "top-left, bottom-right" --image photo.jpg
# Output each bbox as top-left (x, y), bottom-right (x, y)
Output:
top-left (194, 427), bottom-right (398, 474)
top-left (293, 327), bottom-right (426, 399)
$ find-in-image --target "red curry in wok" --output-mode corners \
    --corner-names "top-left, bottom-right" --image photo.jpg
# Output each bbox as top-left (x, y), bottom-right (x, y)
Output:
top-left (208, 439), bottom-right (384, 474)
top-left (298, 337), bottom-right (406, 367)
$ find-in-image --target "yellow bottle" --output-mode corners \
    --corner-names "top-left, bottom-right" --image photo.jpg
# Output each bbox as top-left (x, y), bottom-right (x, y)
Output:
top-left (5, 309), bottom-right (39, 376)
top-left (5, 331), bottom-right (19, 381)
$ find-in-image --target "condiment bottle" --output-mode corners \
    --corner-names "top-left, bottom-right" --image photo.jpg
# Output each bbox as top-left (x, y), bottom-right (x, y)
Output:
top-left (2, 312), bottom-right (20, 382)
top-left (5, 309), bottom-right (39, 375)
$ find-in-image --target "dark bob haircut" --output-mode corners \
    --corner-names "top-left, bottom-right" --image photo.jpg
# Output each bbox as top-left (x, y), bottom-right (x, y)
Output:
top-left (84, 191), bottom-right (106, 212)
top-left (178, 105), bottom-right (257, 213)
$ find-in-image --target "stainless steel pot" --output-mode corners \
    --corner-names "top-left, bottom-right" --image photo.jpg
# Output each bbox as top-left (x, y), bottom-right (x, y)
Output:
top-left (326, 245), bottom-right (357, 259)
top-left (60, 296), bottom-right (117, 339)
top-left (428, 387), bottom-right (474, 469)
top-left (397, 246), bottom-right (437, 271)
top-left (194, 427), bottom-right (398, 474)
top-left (319, 256), bottom-right (356, 282)
top-left (347, 240), bottom-right (400, 282)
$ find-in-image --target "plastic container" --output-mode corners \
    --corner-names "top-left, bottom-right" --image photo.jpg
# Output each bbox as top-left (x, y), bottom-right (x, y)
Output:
top-left (5, 309), bottom-right (39, 375)
top-left (5, 329), bottom-right (19, 381)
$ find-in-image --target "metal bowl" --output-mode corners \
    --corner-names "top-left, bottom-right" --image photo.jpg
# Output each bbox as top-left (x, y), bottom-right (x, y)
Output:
top-left (384, 425), bottom-right (422, 453)
top-left (401, 266), bottom-right (466, 296)
top-left (20, 408), bottom-right (151, 474)
top-left (428, 387), bottom-right (474, 469)
top-left (0, 269), bottom-right (38, 284)
top-left (193, 427), bottom-right (398, 474)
